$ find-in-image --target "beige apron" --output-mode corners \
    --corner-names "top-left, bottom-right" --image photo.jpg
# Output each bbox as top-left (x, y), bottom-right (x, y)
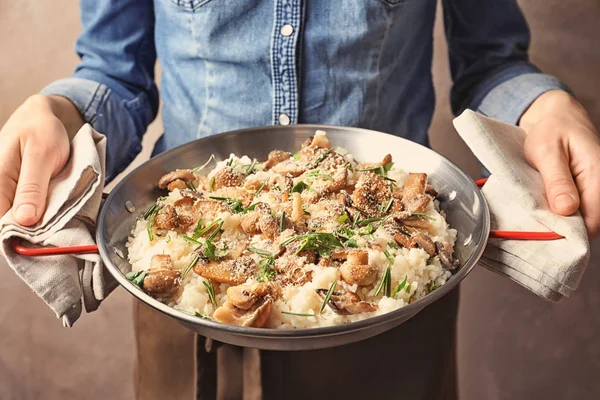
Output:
top-left (133, 288), bottom-right (459, 400)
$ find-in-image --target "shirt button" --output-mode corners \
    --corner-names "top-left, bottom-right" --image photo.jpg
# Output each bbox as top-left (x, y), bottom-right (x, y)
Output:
top-left (280, 24), bottom-right (294, 37)
top-left (278, 113), bottom-right (291, 125)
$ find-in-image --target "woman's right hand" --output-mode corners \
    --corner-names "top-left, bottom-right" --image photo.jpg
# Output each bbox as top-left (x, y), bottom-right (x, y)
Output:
top-left (0, 94), bottom-right (84, 226)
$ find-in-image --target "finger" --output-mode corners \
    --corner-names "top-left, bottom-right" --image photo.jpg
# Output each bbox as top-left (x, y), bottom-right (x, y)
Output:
top-left (12, 144), bottom-right (53, 226)
top-left (0, 149), bottom-right (19, 220)
top-left (574, 159), bottom-right (600, 237)
top-left (527, 138), bottom-right (580, 215)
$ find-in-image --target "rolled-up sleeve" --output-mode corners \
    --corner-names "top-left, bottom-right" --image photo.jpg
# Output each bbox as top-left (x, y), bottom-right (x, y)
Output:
top-left (41, 0), bottom-right (158, 183)
top-left (443, 0), bottom-right (570, 125)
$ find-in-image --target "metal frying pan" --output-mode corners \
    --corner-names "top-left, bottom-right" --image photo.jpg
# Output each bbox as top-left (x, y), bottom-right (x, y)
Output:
top-left (93, 124), bottom-right (490, 351)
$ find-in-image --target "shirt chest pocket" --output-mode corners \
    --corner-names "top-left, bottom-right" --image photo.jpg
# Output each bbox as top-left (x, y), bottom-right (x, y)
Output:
top-left (170, 0), bottom-right (213, 11)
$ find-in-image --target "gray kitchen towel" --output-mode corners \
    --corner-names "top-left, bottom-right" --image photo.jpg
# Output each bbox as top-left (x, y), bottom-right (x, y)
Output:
top-left (453, 109), bottom-right (590, 301)
top-left (0, 124), bottom-right (114, 326)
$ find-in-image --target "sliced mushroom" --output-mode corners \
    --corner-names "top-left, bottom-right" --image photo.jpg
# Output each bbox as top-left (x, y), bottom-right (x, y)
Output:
top-left (394, 232), bottom-right (436, 257)
top-left (316, 290), bottom-right (377, 315)
top-left (153, 205), bottom-right (193, 233)
top-left (436, 241), bottom-right (459, 270)
top-left (167, 180), bottom-right (187, 192)
top-left (340, 263), bottom-right (378, 286)
top-left (240, 212), bottom-right (261, 235)
top-left (212, 167), bottom-right (245, 190)
top-left (226, 282), bottom-right (272, 310)
top-left (158, 169), bottom-right (196, 190)
top-left (258, 213), bottom-right (279, 240)
top-left (393, 211), bottom-right (431, 229)
top-left (351, 172), bottom-right (392, 217)
top-left (401, 173), bottom-right (431, 213)
top-left (142, 255), bottom-right (182, 301)
top-left (213, 297), bottom-right (273, 328)
top-left (264, 150), bottom-right (292, 169)
top-left (193, 256), bottom-right (256, 285)
top-left (272, 160), bottom-right (308, 177)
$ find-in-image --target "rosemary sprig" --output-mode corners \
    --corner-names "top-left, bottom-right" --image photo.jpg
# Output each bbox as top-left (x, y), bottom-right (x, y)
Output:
top-left (247, 247), bottom-right (277, 282)
top-left (279, 233), bottom-right (343, 258)
top-left (320, 281), bottom-right (337, 313)
top-left (379, 197), bottom-right (394, 216)
top-left (182, 253), bottom-right (201, 278)
top-left (245, 158), bottom-right (258, 174)
top-left (312, 149), bottom-right (332, 168)
top-left (374, 267), bottom-right (392, 297)
top-left (280, 211), bottom-right (286, 232)
top-left (185, 180), bottom-right (197, 192)
top-left (356, 161), bottom-right (394, 178)
top-left (193, 218), bottom-right (223, 239)
top-left (247, 247), bottom-right (274, 257)
top-left (208, 176), bottom-right (215, 192)
top-left (306, 169), bottom-right (333, 181)
top-left (391, 276), bottom-right (408, 298)
top-left (194, 312), bottom-right (213, 320)
top-left (203, 280), bottom-right (218, 308)
top-left (427, 280), bottom-right (439, 293)
top-left (126, 270), bottom-right (147, 288)
top-left (254, 178), bottom-right (269, 196)
top-left (336, 213), bottom-right (349, 224)
top-left (384, 249), bottom-right (395, 266)
top-left (282, 311), bottom-right (317, 317)
top-left (144, 204), bottom-right (162, 242)
top-left (143, 203), bottom-right (160, 220)
top-left (411, 212), bottom-right (436, 222)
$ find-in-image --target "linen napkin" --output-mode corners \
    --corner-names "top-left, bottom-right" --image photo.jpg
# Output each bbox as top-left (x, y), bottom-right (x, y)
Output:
top-left (0, 124), bottom-right (114, 326)
top-left (453, 109), bottom-right (590, 301)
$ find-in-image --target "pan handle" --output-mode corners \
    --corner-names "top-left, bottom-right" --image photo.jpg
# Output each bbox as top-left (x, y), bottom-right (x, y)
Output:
top-left (8, 178), bottom-right (565, 257)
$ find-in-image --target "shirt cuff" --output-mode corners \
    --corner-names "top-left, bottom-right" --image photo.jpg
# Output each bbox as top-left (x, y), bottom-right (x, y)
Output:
top-left (474, 70), bottom-right (571, 126)
top-left (41, 78), bottom-right (108, 125)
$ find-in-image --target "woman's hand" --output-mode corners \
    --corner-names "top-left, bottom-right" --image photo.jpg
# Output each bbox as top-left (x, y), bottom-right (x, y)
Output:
top-left (520, 90), bottom-right (600, 237)
top-left (0, 94), bottom-right (83, 226)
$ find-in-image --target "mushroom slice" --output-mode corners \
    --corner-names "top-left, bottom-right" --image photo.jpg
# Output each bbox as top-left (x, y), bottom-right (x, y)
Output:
top-left (226, 282), bottom-right (272, 310)
top-left (337, 249), bottom-right (377, 286)
top-left (264, 150), bottom-right (292, 170)
top-left (193, 256), bottom-right (256, 285)
top-left (351, 172), bottom-right (392, 217)
top-left (142, 255), bottom-right (182, 301)
top-left (393, 211), bottom-right (431, 229)
top-left (153, 205), bottom-right (193, 232)
top-left (436, 241), bottom-right (459, 270)
top-left (272, 160), bottom-right (307, 177)
top-left (316, 290), bottom-right (377, 315)
top-left (213, 297), bottom-right (273, 328)
top-left (158, 169), bottom-right (196, 190)
top-left (212, 166), bottom-right (245, 190)
top-left (167, 180), bottom-right (187, 192)
top-left (394, 232), bottom-right (436, 257)
top-left (401, 173), bottom-right (431, 213)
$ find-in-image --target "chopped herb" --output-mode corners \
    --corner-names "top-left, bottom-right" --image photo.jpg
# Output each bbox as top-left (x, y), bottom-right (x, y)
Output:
top-left (257, 257), bottom-right (277, 282)
top-left (147, 220), bottom-right (154, 242)
top-left (194, 312), bottom-right (213, 320)
top-left (379, 197), bottom-right (394, 216)
top-left (207, 220), bottom-right (224, 241)
top-left (280, 211), bottom-right (286, 232)
top-left (427, 280), bottom-right (439, 293)
top-left (208, 176), bottom-right (215, 192)
top-left (245, 158), bottom-right (258, 175)
top-left (334, 226), bottom-right (355, 241)
top-left (293, 151), bottom-right (301, 160)
top-left (194, 218), bottom-right (223, 239)
top-left (182, 253), bottom-right (201, 278)
top-left (411, 212), bottom-right (436, 221)
top-left (336, 213), bottom-right (349, 224)
top-left (405, 283), bottom-right (412, 293)
top-left (358, 223), bottom-right (375, 235)
top-left (291, 181), bottom-right (309, 193)
top-left (203, 280), bottom-right (218, 308)
top-left (306, 169), bottom-right (333, 181)
top-left (192, 218), bottom-right (205, 239)
top-left (387, 241), bottom-right (400, 250)
top-left (143, 203), bottom-right (160, 220)
top-left (279, 233), bottom-right (343, 258)
top-left (144, 204), bottom-right (162, 242)
top-left (320, 281), bottom-right (337, 313)
top-left (391, 276), bottom-right (408, 297)
top-left (203, 239), bottom-right (217, 261)
top-left (185, 180), bottom-right (197, 192)
top-left (312, 149), bottom-right (332, 168)
top-left (126, 270), bottom-right (147, 288)
top-left (209, 196), bottom-right (245, 213)
top-left (226, 156), bottom-right (235, 167)
top-left (254, 178), bottom-right (269, 196)
top-left (345, 239), bottom-right (358, 248)
top-left (357, 161), bottom-right (394, 178)
top-left (247, 247), bottom-right (273, 257)
top-left (282, 311), bottom-right (317, 317)
top-left (384, 249), bottom-right (395, 266)
top-left (183, 236), bottom-right (203, 246)
top-left (374, 267), bottom-right (392, 297)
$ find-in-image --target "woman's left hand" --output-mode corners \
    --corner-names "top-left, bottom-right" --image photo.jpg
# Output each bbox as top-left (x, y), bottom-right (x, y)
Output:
top-left (520, 90), bottom-right (600, 237)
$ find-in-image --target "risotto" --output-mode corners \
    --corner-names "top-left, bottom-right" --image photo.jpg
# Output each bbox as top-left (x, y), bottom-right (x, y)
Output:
top-left (125, 130), bottom-right (458, 329)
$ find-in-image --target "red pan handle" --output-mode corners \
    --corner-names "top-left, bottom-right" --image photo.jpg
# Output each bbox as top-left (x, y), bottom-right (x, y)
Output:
top-left (8, 178), bottom-right (564, 257)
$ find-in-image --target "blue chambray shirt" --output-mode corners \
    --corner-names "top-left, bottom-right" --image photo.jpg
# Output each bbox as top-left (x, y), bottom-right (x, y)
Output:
top-left (42, 0), bottom-right (567, 183)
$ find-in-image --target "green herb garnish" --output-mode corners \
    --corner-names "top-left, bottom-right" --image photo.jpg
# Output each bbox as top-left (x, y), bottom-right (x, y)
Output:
top-left (384, 249), bottom-right (395, 266)
top-left (427, 280), bottom-right (439, 293)
top-left (336, 213), bottom-right (349, 224)
top-left (387, 241), bottom-right (400, 250)
top-left (374, 267), bottom-right (392, 297)
top-left (291, 181), bottom-right (309, 193)
top-left (203, 280), bottom-right (218, 309)
top-left (194, 312), bottom-right (213, 320)
top-left (185, 181), bottom-right (197, 192)
top-left (282, 311), bottom-right (317, 317)
top-left (293, 151), bottom-right (301, 160)
top-left (246, 158), bottom-right (257, 175)
top-left (379, 197), bottom-right (394, 216)
top-left (391, 276), bottom-right (408, 298)
top-left (143, 203), bottom-right (160, 220)
top-left (357, 162), bottom-right (394, 178)
top-left (247, 247), bottom-right (274, 257)
top-left (144, 204), bottom-right (162, 242)
top-left (126, 270), bottom-right (147, 288)
top-left (312, 149), bottom-right (332, 168)
top-left (203, 239), bottom-right (217, 261)
top-left (208, 176), bottom-right (215, 191)
top-left (248, 247), bottom-right (277, 282)
top-left (320, 281), bottom-right (337, 313)
top-left (254, 178), bottom-right (269, 196)
top-left (182, 253), bottom-right (201, 278)
top-left (280, 211), bottom-right (286, 232)
top-left (279, 233), bottom-right (343, 258)
top-left (207, 220), bottom-right (224, 241)
top-left (411, 212), bottom-right (436, 221)
top-left (183, 236), bottom-right (203, 246)
top-left (306, 169), bottom-right (333, 181)
top-left (194, 218), bottom-right (223, 239)
top-left (405, 283), bottom-right (412, 293)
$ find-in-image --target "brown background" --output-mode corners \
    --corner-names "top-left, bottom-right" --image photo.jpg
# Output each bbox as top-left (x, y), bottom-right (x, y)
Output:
top-left (1, 1), bottom-right (599, 399)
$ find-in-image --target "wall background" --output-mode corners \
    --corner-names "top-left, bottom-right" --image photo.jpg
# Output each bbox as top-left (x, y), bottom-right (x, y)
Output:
top-left (1, 1), bottom-right (599, 399)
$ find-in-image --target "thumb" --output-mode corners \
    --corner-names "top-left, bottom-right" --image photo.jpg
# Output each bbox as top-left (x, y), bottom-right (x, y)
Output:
top-left (12, 144), bottom-right (53, 226)
top-left (527, 138), bottom-right (580, 215)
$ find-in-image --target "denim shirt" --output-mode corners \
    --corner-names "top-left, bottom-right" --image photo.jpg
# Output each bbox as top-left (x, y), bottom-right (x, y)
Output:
top-left (42, 0), bottom-right (567, 183)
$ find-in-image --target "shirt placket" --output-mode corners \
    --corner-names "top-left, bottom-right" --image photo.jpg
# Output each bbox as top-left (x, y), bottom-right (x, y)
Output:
top-left (270, 0), bottom-right (302, 126)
